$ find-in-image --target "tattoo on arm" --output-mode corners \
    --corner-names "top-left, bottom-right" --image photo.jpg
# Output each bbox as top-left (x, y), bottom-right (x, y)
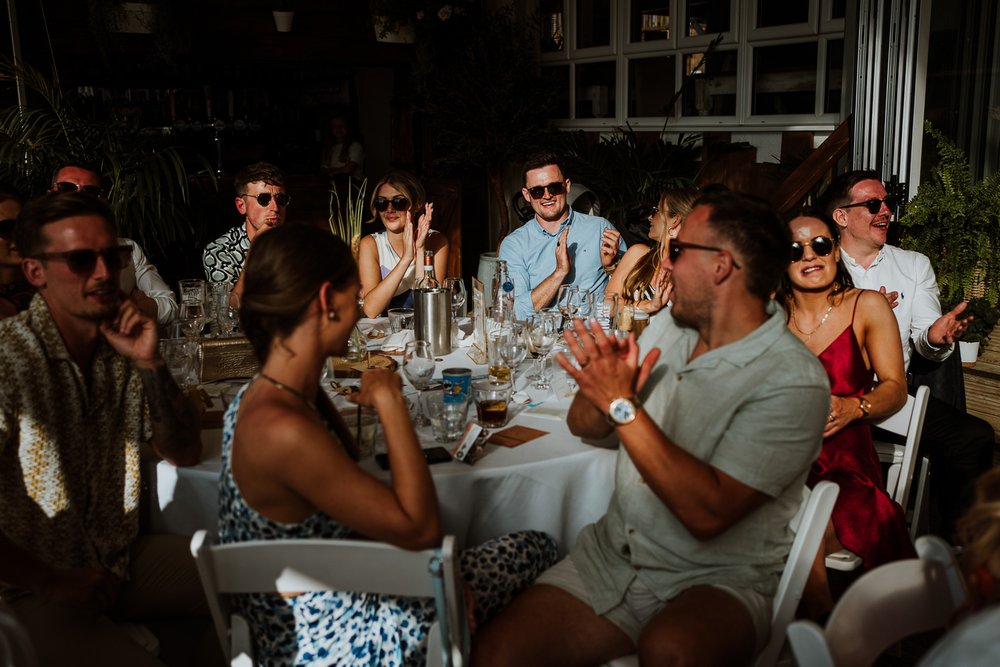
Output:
top-left (138, 365), bottom-right (201, 464)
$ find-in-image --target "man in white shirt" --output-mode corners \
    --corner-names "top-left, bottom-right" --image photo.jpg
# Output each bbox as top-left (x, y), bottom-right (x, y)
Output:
top-left (824, 170), bottom-right (995, 537)
top-left (49, 164), bottom-right (178, 326)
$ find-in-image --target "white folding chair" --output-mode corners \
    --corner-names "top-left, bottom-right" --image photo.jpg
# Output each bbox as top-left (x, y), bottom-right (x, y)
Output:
top-left (788, 535), bottom-right (967, 667)
top-left (190, 531), bottom-right (468, 667)
top-left (826, 386), bottom-right (931, 571)
top-left (0, 602), bottom-right (37, 667)
top-left (606, 481), bottom-right (840, 667)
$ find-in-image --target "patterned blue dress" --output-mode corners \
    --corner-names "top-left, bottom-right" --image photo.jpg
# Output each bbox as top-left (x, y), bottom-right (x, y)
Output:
top-left (219, 384), bottom-right (556, 666)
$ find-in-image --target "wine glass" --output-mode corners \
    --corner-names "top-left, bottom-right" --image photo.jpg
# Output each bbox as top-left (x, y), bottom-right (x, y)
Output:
top-left (556, 284), bottom-right (579, 332)
top-left (402, 340), bottom-right (436, 426)
top-left (178, 302), bottom-right (206, 339)
top-left (498, 326), bottom-right (529, 385)
top-left (576, 290), bottom-right (595, 322)
top-left (443, 277), bottom-right (466, 319)
top-left (217, 303), bottom-right (239, 336)
top-left (525, 313), bottom-right (558, 389)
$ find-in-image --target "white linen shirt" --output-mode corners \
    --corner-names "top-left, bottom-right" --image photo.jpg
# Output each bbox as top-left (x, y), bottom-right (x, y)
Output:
top-left (840, 244), bottom-right (952, 371)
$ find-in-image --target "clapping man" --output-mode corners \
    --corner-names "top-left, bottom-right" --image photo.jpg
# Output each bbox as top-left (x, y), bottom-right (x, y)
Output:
top-left (500, 153), bottom-right (624, 319)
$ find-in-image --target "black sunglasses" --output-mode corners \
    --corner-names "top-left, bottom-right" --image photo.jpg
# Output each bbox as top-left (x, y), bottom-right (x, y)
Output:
top-left (373, 195), bottom-right (410, 213)
top-left (53, 181), bottom-right (104, 197)
top-left (668, 239), bottom-right (742, 269)
top-left (790, 236), bottom-right (835, 262)
top-left (839, 196), bottom-right (896, 214)
top-left (33, 245), bottom-right (132, 275)
top-left (526, 181), bottom-right (567, 199)
top-left (0, 218), bottom-right (15, 241)
top-left (240, 192), bottom-right (291, 207)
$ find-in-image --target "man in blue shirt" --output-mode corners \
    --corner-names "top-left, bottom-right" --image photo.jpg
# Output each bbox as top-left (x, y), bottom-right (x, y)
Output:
top-left (499, 153), bottom-right (624, 319)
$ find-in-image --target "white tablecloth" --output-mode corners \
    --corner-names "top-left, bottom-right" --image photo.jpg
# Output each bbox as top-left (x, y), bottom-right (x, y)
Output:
top-left (149, 339), bottom-right (617, 555)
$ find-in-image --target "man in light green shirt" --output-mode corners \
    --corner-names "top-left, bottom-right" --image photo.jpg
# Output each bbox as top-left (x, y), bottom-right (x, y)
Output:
top-left (474, 192), bottom-right (830, 667)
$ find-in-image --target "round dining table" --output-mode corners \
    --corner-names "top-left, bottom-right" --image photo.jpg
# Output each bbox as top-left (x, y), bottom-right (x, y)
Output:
top-left (148, 328), bottom-right (618, 555)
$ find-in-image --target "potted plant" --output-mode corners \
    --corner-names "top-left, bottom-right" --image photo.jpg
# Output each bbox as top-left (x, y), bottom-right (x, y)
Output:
top-left (899, 122), bottom-right (1000, 308)
top-left (0, 58), bottom-right (215, 255)
top-left (273, 0), bottom-right (295, 33)
top-left (954, 297), bottom-right (1000, 365)
top-left (329, 178), bottom-right (368, 260)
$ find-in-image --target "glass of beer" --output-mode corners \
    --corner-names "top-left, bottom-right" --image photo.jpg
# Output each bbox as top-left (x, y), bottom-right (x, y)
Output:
top-left (473, 379), bottom-right (512, 428)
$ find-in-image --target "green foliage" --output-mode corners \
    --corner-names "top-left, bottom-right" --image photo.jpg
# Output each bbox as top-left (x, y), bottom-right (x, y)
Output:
top-left (899, 121), bottom-right (1000, 306)
top-left (0, 58), bottom-right (215, 254)
top-left (553, 127), bottom-right (700, 231)
top-left (329, 178), bottom-right (367, 257)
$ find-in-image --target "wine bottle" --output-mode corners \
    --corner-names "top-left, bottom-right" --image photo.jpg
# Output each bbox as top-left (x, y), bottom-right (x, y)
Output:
top-left (414, 250), bottom-right (439, 289)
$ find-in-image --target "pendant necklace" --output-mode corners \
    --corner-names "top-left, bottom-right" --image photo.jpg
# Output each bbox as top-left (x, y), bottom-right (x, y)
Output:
top-left (792, 303), bottom-right (834, 340)
top-left (259, 373), bottom-right (318, 412)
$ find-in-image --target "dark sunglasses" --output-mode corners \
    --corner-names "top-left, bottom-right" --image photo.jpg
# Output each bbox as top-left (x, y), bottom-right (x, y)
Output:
top-left (53, 181), bottom-right (104, 197)
top-left (526, 181), bottom-right (567, 199)
top-left (240, 192), bottom-right (291, 207)
top-left (0, 218), bottom-right (15, 241)
top-left (839, 196), bottom-right (896, 214)
top-left (668, 239), bottom-right (742, 269)
top-left (373, 195), bottom-right (410, 213)
top-left (33, 245), bottom-right (132, 275)
top-left (790, 236), bottom-right (835, 262)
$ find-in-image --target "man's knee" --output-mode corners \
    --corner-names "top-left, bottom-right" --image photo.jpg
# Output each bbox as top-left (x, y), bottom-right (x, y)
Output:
top-left (637, 630), bottom-right (701, 667)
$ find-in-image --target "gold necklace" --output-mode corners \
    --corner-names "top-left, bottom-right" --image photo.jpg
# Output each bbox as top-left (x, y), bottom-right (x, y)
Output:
top-left (791, 303), bottom-right (834, 339)
top-left (258, 373), bottom-right (318, 412)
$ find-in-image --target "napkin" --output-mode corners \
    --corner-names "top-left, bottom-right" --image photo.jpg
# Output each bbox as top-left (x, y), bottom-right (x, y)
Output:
top-left (380, 329), bottom-right (415, 353)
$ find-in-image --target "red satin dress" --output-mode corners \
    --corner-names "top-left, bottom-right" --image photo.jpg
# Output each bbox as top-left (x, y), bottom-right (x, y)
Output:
top-left (807, 299), bottom-right (916, 569)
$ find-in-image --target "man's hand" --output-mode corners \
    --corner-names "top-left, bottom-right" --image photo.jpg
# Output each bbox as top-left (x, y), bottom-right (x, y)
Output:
top-left (554, 227), bottom-right (571, 277)
top-left (878, 286), bottom-right (899, 309)
top-left (556, 318), bottom-right (659, 413)
top-left (38, 566), bottom-right (121, 612)
top-left (600, 228), bottom-right (621, 269)
top-left (928, 301), bottom-right (973, 346)
top-left (100, 298), bottom-right (159, 366)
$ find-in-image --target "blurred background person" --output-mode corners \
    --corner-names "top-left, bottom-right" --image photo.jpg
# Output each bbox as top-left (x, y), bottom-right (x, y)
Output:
top-left (606, 187), bottom-right (698, 316)
top-left (0, 186), bottom-right (30, 318)
top-left (320, 111), bottom-right (365, 181)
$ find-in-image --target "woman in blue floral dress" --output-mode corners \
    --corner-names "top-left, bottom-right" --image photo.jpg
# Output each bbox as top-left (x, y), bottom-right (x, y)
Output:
top-left (219, 224), bottom-right (555, 666)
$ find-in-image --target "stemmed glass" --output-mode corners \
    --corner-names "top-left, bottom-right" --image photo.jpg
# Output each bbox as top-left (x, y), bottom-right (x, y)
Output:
top-left (525, 312), bottom-right (559, 390)
top-left (402, 340), bottom-right (436, 426)
top-left (498, 326), bottom-right (529, 385)
top-left (443, 277), bottom-right (466, 319)
top-left (556, 284), bottom-right (580, 333)
top-left (576, 290), bottom-right (595, 322)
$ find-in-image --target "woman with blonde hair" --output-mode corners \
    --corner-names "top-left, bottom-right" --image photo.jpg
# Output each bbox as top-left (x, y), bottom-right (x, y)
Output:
top-left (605, 187), bottom-right (698, 315)
top-left (357, 170), bottom-right (449, 317)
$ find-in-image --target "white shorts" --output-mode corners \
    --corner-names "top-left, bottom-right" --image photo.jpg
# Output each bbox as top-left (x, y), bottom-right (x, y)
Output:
top-left (536, 556), bottom-right (771, 652)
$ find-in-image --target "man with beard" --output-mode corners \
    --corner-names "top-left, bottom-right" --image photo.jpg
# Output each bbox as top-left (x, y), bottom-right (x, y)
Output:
top-left (823, 169), bottom-right (994, 539)
top-left (500, 153), bottom-right (624, 320)
top-left (473, 192), bottom-right (831, 667)
top-left (0, 192), bottom-right (209, 665)
top-left (203, 161), bottom-right (289, 303)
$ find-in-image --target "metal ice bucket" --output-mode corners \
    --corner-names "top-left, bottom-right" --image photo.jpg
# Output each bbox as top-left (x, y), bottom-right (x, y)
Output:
top-left (412, 287), bottom-right (452, 355)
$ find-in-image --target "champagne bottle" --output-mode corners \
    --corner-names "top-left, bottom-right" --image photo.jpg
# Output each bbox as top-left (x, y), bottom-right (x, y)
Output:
top-left (414, 250), bottom-right (439, 289)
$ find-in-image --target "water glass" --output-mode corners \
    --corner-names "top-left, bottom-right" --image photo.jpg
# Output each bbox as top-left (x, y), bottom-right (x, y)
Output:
top-left (600, 294), bottom-right (619, 330)
top-left (498, 327), bottom-right (529, 382)
top-left (161, 338), bottom-right (199, 388)
top-left (402, 340), bottom-right (436, 425)
top-left (422, 389), bottom-right (470, 443)
top-left (340, 407), bottom-right (379, 459)
top-left (388, 308), bottom-right (414, 333)
top-left (178, 278), bottom-right (206, 305)
top-left (473, 379), bottom-right (512, 428)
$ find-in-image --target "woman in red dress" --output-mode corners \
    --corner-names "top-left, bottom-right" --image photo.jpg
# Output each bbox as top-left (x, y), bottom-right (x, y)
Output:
top-left (776, 207), bottom-right (913, 617)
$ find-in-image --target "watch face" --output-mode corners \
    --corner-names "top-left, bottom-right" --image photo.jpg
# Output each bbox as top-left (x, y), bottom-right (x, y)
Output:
top-left (610, 398), bottom-right (637, 425)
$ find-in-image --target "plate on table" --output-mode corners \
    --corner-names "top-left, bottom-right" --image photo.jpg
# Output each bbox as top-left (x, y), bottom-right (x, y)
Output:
top-left (331, 353), bottom-right (398, 378)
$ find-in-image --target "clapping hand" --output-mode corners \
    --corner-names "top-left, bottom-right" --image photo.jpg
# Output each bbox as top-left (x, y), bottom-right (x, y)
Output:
top-left (555, 227), bottom-right (571, 276)
top-left (929, 301), bottom-right (973, 346)
top-left (600, 228), bottom-right (621, 269)
top-left (414, 202), bottom-right (434, 252)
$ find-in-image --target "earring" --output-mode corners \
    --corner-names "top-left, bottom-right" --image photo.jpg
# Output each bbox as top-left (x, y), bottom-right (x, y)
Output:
top-left (327, 310), bottom-right (338, 321)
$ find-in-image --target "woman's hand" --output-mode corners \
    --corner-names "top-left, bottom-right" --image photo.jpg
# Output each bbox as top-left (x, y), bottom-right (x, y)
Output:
top-left (400, 212), bottom-right (417, 265)
top-left (346, 369), bottom-right (403, 410)
top-left (824, 395), bottom-right (861, 438)
top-left (639, 270), bottom-right (672, 314)
top-left (414, 202), bottom-right (434, 253)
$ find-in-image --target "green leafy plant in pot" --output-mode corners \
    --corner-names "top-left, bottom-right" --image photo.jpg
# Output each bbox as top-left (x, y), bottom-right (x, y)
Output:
top-left (956, 297), bottom-right (1000, 357)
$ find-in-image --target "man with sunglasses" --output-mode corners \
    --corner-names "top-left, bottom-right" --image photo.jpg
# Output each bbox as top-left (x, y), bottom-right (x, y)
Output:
top-left (476, 193), bottom-right (830, 667)
top-left (500, 153), bottom-right (624, 319)
top-left (0, 192), bottom-right (212, 665)
top-left (49, 163), bottom-right (178, 327)
top-left (824, 169), bottom-right (994, 539)
top-left (203, 162), bottom-right (289, 296)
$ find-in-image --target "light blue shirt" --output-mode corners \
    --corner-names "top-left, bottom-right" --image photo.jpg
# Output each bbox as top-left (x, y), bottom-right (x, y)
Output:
top-left (498, 210), bottom-right (625, 319)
